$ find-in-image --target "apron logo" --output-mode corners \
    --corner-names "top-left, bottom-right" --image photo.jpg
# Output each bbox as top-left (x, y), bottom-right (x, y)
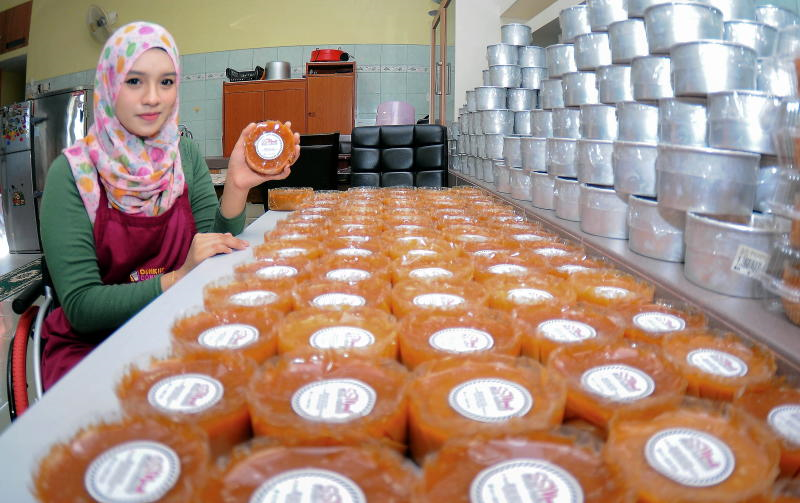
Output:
top-left (130, 266), bottom-right (166, 282)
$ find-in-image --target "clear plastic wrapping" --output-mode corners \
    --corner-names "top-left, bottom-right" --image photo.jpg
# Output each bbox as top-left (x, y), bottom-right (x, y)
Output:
top-left (579, 184), bottom-right (629, 239)
top-left (546, 137), bottom-right (578, 177)
top-left (577, 139), bottom-right (615, 185)
top-left (574, 31), bottom-right (612, 70)
top-left (554, 176), bottom-right (582, 221)
top-left (627, 195), bottom-right (686, 262)
top-left (563, 71), bottom-right (600, 106)
top-left (553, 106), bottom-right (583, 138)
top-left (612, 140), bottom-right (658, 197)
top-left (657, 97), bottom-right (708, 146)
top-left (509, 167), bottom-right (532, 201)
top-left (580, 103), bottom-right (618, 139)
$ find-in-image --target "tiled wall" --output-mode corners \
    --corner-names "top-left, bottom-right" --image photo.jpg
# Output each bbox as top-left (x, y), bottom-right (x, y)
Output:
top-left (30, 44), bottom-right (434, 157)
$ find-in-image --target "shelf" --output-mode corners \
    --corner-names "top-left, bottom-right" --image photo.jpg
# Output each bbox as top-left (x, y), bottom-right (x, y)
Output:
top-left (449, 170), bottom-right (800, 373)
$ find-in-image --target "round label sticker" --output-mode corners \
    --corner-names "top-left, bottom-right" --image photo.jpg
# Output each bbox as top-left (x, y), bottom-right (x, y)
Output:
top-left (448, 378), bottom-right (533, 423)
top-left (633, 312), bottom-right (686, 333)
top-left (644, 428), bottom-right (736, 487)
top-left (470, 458), bottom-right (584, 503)
top-left (305, 206), bottom-right (332, 213)
top-left (538, 319), bottom-right (597, 342)
top-left (276, 247), bottom-right (307, 258)
top-left (398, 236), bottom-right (425, 243)
top-left (511, 233), bottom-right (548, 242)
top-left (533, 248), bottom-right (570, 257)
top-left (580, 364), bottom-right (655, 402)
top-left (198, 323), bottom-right (259, 349)
top-left (228, 290), bottom-right (278, 307)
top-left (409, 267), bottom-right (454, 280)
top-left (557, 264), bottom-right (590, 274)
top-left (767, 405), bottom-right (800, 445)
top-left (250, 469), bottom-right (366, 503)
top-left (396, 225), bottom-right (424, 231)
top-left (254, 131), bottom-right (284, 160)
top-left (507, 288), bottom-right (555, 305)
top-left (413, 293), bottom-right (466, 308)
top-left (429, 327), bottom-right (495, 353)
top-left (334, 248), bottom-right (373, 257)
top-left (309, 326), bottom-right (376, 349)
top-left (686, 349), bottom-right (749, 378)
top-left (147, 374), bottom-right (224, 414)
top-left (84, 441), bottom-right (181, 503)
top-left (311, 293), bottom-right (367, 308)
top-left (325, 268), bottom-right (372, 282)
top-left (487, 264), bottom-right (528, 275)
top-left (291, 378), bottom-right (376, 423)
top-left (592, 286), bottom-right (631, 299)
top-left (472, 249), bottom-right (501, 257)
top-left (408, 249), bottom-right (438, 257)
top-left (278, 233), bottom-right (308, 241)
top-left (456, 234), bottom-right (489, 242)
top-left (340, 224), bottom-right (367, 231)
top-left (339, 235), bottom-right (370, 243)
top-left (255, 265), bottom-right (298, 280)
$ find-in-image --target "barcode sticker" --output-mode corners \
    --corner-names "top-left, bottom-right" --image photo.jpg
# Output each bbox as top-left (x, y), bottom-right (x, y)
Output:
top-left (730, 245), bottom-right (770, 279)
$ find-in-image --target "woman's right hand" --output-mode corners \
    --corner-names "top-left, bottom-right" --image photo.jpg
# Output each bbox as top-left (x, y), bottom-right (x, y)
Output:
top-left (176, 232), bottom-right (249, 279)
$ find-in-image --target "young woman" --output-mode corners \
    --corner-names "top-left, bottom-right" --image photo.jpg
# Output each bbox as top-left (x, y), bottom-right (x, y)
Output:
top-left (38, 22), bottom-right (298, 389)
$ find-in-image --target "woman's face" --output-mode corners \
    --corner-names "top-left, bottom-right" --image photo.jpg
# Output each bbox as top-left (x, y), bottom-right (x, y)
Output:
top-left (114, 48), bottom-right (177, 138)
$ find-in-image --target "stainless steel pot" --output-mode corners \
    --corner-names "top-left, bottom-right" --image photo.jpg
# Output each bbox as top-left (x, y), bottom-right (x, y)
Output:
top-left (502, 23), bottom-right (533, 46)
top-left (617, 101), bottom-right (659, 143)
top-left (472, 112), bottom-right (484, 134)
top-left (476, 134), bottom-right (486, 158)
top-left (553, 107), bottom-right (582, 138)
top-left (475, 86), bottom-right (508, 110)
top-left (531, 110), bottom-right (554, 137)
top-left (546, 44), bottom-right (578, 78)
top-left (628, 195), bottom-right (686, 261)
top-left (684, 212), bottom-right (790, 297)
top-left (723, 20), bottom-right (777, 57)
top-left (755, 5), bottom-right (800, 29)
top-left (559, 5), bottom-right (592, 43)
top-left (541, 79), bottom-right (566, 109)
top-left (658, 97), bottom-right (708, 146)
top-left (562, 71), bottom-right (600, 106)
top-left (489, 65), bottom-right (522, 88)
top-left (554, 176), bottom-right (582, 221)
top-left (597, 64), bottom-right (633, 104)
top-left (588, 0), bottom-right (628, 32)
top-left (547, 137), bottom-right (579, 176)
top-left (644, 2), bottom-right (724, 55)
top-left (756, 57), bottom-right (796, 98)
top-left (613, 140), bottom-right (659, 196)
top-left (504, 135), bottom-right (523, 167)
top-left (631, 55), bottom-right (674, 100)
top-left (608, 18), bottom-right (649, 64)
top-left (483, 158), bottom-right (497, 182)
top-left (487, 44), bottom-right (520, 66)
top-left (670, 40), bottom-right (757, 96)
top-left (704, 0), bottom-right (756, 21)
top-left (510, 166), bottom-right (533, 201)
top-left (628, 0), bottom-right (662, 18)
top-left (522, 136), bottom-right (548, 172)
top-left (580, 104), bottom-right (618, 140)
top-left (265, 61), bottom-right (291, 80)
top-left (531, 171), bottom-right (556, 209)
top-left (466, 155), bottom-right (477, 177)
top-left (466, 90), bottom-right (477, 112)
top-left (776, 25), bottom-right (800, 56)
top-left (483, 70), bottom-right (491, 86)
top-left (519, 46), bottom-right (547, 67)
top-left (575, 32), bottom-right (613, 70)
top-left (580, 184), bottom-right (629, 239)
top-left (508, 88), bottom-right (536, 111)
top-left (486, 134), bottom-right (505, 159)
top-left (756, 155), bottom-right (781, 213)
top-left (656, 143), bottom-right (761, 214)
top-left (521, 67), bottom-right (548, 90)
top-left (707, 90), bottom-right (782, 154)
top-left (577, 139), bottom-right (616, 185)
top-left (515, 111), bottom-right (533, 135)
top-left (495, 162), bottom-right (511, 192)
top-left (481, 109), bottom-right (515, 135)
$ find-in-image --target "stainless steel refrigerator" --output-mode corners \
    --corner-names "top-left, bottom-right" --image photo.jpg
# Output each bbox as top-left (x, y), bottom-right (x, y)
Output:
top-left (0, 87), bottom-right (93, 253)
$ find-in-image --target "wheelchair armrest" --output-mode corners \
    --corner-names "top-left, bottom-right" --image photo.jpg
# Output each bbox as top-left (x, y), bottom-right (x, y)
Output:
top-left (12, 279), bottom-right (43, 315)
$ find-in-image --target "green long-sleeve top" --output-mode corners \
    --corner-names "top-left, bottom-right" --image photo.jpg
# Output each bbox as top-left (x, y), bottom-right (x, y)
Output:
top-left (40, 137), bottom-right (245, 334)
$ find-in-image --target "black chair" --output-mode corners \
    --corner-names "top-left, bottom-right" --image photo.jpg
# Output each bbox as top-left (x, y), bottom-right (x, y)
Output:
top-left (258, 144), bottom-right (337, 211)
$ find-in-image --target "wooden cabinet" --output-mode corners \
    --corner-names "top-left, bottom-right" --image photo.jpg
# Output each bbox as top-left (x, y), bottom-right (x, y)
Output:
top-left (2, 1), bottom-right (31, 53)
top-left (222, 79), bottom-right (307, 156)
top-left (305, 62), bottom-right (356, 135)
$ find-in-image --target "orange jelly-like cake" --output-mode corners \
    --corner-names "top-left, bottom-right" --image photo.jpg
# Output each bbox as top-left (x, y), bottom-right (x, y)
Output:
top-left (308, 252), bottom-right (391, 284)
top-left (390, 254), bottom-right (474, 284)
top-left (116, 353), bottom-right (256, 458)
top-left (267, 187), bottom-right (313, 211)
top-left (524, 239), bottom-right (586, 261)
top-left (736, 383), bottom-right (800, 477)
top-left (34, 418), bottom-right (209, 503)
top-left (547, 255), bottom-right (609, 279)
top-left (407, 354), bottom-right (566, 462)
top-left (398, 308), bottom-right (522, 369)
top-left (277, 307), bottom-right (398, 359)
top-left (390, 279), bottom-right (489, 318)
top-left (547, 340), bottom-right (687, 428)
top-left (247, 353), bottom-right (409, 448)
top-left (245, 120), bottom-right (297, 175)
top-left (484, 274), bottom-right (576, 313)
top-left (292, 278), bottom-right (391, 312)
top-left (233, 256), bottom-right (310, 289)
top-left (470, 250), bottom-right (549, 283)
top-left (661, 329), bottom-right (777, 401)
top-left (620, 301), bottom-right (708, 345)
top-left (253, 238), bottom-right (323, 261)
top-left (171, 308), bottom-right (280, 363)
top-left (569, 268), bottom-right (655, 308)
top-left (605, 402), bottom-right (780, 503)
top-left (201, 443), bottom-right (418, 502)
top-left (413, 431), bottom-right (632, 502)
top-left (515, 304), bottom-right (624, 363)
top-left (385, 236), bottom-right (459, 261)
top-left (203, 276), bottom-right (293, 314)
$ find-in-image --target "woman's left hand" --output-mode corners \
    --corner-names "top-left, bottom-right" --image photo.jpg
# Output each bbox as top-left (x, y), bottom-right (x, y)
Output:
top-left (225, 121), bottom-right (300, 191)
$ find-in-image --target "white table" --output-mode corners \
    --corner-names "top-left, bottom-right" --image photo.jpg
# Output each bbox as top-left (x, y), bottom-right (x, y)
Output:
top-left (0, 211), bottom-right (288, 501)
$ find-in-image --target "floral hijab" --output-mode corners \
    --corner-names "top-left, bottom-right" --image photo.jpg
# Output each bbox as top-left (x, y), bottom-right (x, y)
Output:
top-left (63, 22), bottom-right (184, 225)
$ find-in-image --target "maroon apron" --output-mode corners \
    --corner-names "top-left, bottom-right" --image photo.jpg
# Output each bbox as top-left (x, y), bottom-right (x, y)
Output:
top-left (41, 186), bottom-right (196, 390)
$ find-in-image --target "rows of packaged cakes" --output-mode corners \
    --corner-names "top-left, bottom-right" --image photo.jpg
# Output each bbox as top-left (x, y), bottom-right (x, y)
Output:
top-left (451, 2), bottom-right (800, 325)
top-left (30, 186), bottom-right (800, 502)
